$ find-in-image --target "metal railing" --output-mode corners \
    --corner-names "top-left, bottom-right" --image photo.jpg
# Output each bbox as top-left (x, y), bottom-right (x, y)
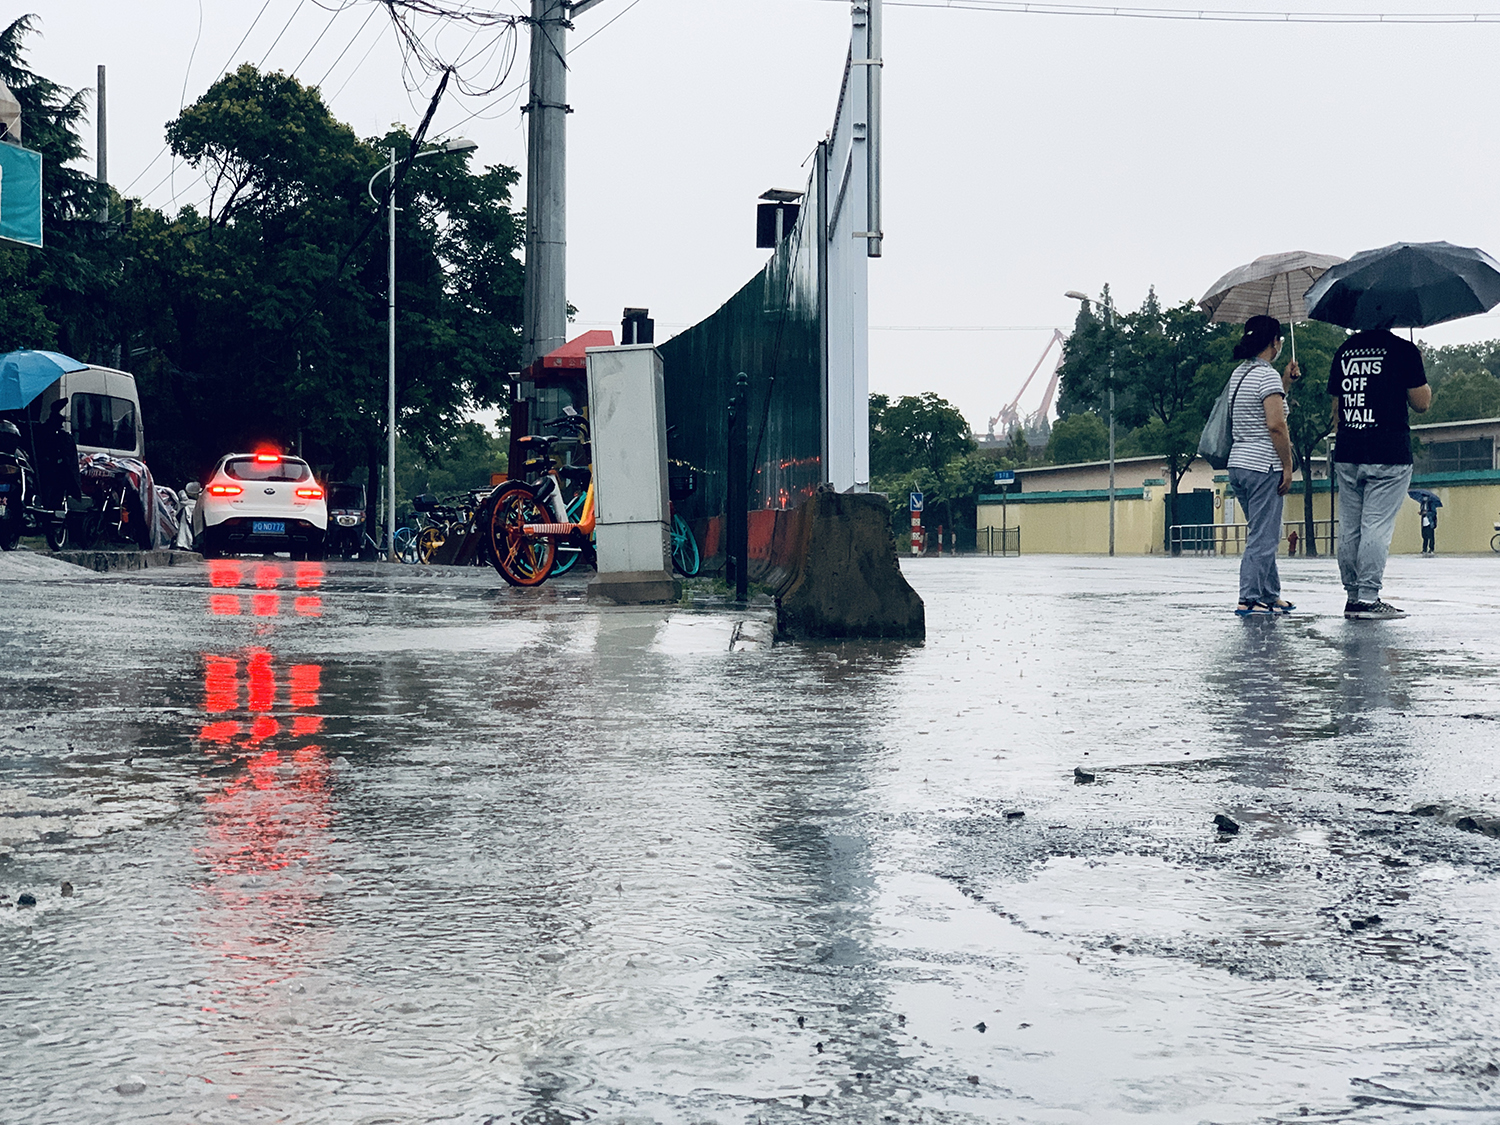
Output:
top-left (1169, 520), bottom-right (1337, 557)
top-left (978, 526), bottom-right (1021, 556)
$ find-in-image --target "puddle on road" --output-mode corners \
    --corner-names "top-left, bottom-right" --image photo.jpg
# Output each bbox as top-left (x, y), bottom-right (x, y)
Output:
top-left (3, 556), bottom-right (1500, 1122)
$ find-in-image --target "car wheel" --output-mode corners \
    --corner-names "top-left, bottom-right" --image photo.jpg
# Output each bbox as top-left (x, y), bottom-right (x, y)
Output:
top-left (0, 517), bottom-right (20, 551)
top-left (197, 527), bottom-right (220, 559)
top-left (306, 533), bottom-right (326, 562)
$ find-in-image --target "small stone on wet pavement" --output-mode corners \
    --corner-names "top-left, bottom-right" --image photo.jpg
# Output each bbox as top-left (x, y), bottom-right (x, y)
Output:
top-left (1073, 767), bottom-right (1095, 784)
top-left (1214, 814), bottom-right (1241, 834)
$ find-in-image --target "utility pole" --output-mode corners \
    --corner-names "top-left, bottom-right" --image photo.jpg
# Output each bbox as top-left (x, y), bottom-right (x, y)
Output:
top-left (521, 0), bottom-right (612, 365)
top-left (387, 145), bottom-right (397, 562)
top-left (522, 0), bottom-right (570, 365)
top-left (95, 65), bottom-right (106, 223)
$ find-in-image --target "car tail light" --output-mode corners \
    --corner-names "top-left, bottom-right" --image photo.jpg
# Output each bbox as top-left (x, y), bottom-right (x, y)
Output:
top-left (254, 452), bottom-right (280, 463)
top-left (208, 484), bottom-right (243, 496)
top-left (295, 487), bottom-right (324, 500)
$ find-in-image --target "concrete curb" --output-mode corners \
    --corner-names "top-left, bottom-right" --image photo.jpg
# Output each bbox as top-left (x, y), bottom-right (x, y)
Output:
top-left (46, 549), bottom-right (204, 574)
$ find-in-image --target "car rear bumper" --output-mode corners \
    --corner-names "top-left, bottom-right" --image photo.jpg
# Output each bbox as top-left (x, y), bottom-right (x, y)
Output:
top-left (205, 516), bottom-right (325, 549)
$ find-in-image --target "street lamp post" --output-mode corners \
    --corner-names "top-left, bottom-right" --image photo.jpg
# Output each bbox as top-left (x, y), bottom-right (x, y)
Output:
top-left (1064, 289), bottom-right (1116, 557)
top-left (367, 136), bottom-right (478, 560)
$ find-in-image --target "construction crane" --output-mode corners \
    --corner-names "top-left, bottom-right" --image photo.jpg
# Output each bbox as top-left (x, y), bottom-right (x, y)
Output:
top-left (987, 328), bottom-right (1066, 441)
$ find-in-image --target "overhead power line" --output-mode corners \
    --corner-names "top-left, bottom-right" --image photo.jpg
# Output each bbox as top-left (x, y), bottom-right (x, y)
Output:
top-left (814, 0), bottom-right (1500, 22)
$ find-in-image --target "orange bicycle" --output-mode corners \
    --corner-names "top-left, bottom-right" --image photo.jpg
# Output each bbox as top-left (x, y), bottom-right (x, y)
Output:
top-left (489, 411), bottom-right (596, 587)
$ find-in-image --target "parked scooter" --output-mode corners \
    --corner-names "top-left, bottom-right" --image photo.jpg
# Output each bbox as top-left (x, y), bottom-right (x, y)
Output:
top-left (0, 419), bottom-right (85, 550)
top-left (0, 420), bottom-right (34, 551)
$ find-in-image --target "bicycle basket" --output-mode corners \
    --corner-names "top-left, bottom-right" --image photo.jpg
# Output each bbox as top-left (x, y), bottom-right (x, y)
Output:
top-left (412, 493), bottom-right (439, 513)
top-left (668, 466), bottom-right (698, 503)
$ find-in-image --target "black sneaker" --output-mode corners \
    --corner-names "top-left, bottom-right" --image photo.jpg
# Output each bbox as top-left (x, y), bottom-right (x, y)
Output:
top-left (1349, 600), bottom-right (1407, 620)
top-left (1344, 601), bottom-right (1366, 618)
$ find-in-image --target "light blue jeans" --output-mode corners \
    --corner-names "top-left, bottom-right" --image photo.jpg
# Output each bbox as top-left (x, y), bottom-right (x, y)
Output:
top-left (1335, 462), bottom-right (1412, 604)
top-left (1229, 466), bottom-right (1284, 605)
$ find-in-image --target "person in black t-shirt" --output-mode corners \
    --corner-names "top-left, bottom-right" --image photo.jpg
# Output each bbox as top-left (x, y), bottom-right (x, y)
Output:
top-left (1326, 329), bottom-right (1431, 619)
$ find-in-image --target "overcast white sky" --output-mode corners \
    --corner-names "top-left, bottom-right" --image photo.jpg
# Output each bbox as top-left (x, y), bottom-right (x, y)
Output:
top-left (18, 0), bottom-right (1500, 434)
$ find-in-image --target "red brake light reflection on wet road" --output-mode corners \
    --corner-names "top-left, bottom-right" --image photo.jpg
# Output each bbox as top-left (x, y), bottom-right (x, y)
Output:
top-left (208, 560), bottom-right (243, 588)
top-left (209, 595), bottom-right (241, 616)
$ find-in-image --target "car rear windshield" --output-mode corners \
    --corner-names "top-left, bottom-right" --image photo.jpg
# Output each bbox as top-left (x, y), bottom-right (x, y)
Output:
top-left (224, 456), bottom-right (312, 483)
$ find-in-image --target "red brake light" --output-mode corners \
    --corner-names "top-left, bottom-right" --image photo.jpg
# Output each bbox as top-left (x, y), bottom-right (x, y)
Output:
top-left (295, 487), bottom-right (324, 500)
top-left (254, 453), bottom-right (280, 463)
top-left (208, 484), bottom-right (243, 496)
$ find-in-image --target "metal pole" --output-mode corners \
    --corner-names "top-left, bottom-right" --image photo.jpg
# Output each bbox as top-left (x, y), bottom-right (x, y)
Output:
top-left (522, 0), bottom-right (569, 365)
top-left (728, 372), bottom-right (750, 603)
top-left (95, 65), bottom-right (107, 223)
top-left (1106, 298), bottom-right (1116, 558)
top-left (387, 146), bottom-right (397, 562)
top-left (866, 0), bottom-right (882, 258)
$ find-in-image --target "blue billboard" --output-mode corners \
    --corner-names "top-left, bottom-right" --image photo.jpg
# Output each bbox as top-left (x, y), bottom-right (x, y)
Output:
top-left (0, 143), bottom-right (43, 248)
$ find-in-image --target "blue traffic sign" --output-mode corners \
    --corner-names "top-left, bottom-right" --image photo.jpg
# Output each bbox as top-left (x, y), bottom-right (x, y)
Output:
top-left (909, 491), bottom-right (923, 513)
top-left (993, 470), bottom-right (1015, 485)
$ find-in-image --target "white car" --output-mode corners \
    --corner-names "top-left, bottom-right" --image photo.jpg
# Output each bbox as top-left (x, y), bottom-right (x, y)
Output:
top-left (190, 451), bottom-right (328, 559)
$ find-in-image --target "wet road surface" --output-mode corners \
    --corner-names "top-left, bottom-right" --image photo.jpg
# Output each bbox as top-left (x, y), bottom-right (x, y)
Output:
top-left (2, 552), bottom-right (1499, 1124)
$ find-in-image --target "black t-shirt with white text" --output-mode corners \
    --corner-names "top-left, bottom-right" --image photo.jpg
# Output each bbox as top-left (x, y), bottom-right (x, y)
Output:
top-left (1326, 330), bottom-right (1427, 465)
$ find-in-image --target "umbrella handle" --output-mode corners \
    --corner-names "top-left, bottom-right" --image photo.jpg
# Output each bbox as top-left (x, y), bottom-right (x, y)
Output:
top-left (1289, 319), bottom-right (1297, 364)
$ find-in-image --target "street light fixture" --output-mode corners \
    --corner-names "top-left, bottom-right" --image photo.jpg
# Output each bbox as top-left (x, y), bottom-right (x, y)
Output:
top-left (367, 136), bottom-right (478, 560)
top-left (1064, 289), bottom-right (1116, 557)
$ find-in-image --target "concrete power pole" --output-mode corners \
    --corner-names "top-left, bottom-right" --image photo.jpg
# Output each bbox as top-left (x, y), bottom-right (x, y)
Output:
top-left (522, 0), bottom-right (568, 365)
top-left (95, 64), bottom-right (107, 223)
top-left (522, 0), bottom-right (610, 366)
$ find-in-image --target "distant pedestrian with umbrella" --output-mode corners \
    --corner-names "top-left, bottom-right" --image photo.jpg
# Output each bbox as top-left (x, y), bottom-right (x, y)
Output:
top-left (1224, 316), bottom-right (1300, 616)
top-left (1410, 488), bottom-right (1442, 554)
top-left (1302, 241), bottom-right (1500, 617)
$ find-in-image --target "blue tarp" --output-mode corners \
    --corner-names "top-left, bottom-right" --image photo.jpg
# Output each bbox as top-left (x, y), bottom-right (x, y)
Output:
top-left (0, 350), bottom-right (87, 412)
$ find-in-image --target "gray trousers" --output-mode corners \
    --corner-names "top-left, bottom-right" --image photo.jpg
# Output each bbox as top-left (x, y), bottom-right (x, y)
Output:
top-left (1229, 466), bottom-right (1283, 604)
top-left (1335, 462), bottom-right (1412, 604)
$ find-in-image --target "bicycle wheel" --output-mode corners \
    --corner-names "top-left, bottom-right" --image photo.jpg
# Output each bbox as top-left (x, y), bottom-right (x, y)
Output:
top-left (549, 492), bottom-right (588, 575)
top-left (393, 526), bottom-right (417, 563)
top-left (1492, 532), bottom-right (1500, 554)
top-left (490, 486), bottom-right (556, 587)
top-left (417, 525), bottom-right (445, 564)
top-left (670, 513), bottom-right (701, 577)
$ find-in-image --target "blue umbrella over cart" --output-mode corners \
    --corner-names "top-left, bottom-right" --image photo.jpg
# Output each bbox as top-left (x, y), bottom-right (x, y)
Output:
top-left (0, 349), bottom-right (88, 412)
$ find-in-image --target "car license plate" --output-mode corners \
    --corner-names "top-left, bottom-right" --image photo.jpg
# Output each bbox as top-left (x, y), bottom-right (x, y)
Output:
top-left (252, 520), bottom-right (286, 535)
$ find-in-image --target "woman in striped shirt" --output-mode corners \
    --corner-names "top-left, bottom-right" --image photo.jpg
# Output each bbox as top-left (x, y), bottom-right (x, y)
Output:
top-left (1226, 315), bottom-right (1299, 616)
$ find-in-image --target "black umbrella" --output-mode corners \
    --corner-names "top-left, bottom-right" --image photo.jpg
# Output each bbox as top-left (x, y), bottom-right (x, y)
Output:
top-left (1304, 241), bottom-right (1500, 330)
top-left (1408, 488), bottom-right (1443, 507)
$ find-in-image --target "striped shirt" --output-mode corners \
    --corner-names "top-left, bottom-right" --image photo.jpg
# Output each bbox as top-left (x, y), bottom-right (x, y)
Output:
top-left (1226, 360), bottom-right (1286, 474)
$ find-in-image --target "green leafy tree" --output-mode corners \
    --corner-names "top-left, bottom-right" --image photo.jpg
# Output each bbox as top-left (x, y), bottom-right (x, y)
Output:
top-left (124, 66), bottom-right (522, 494)
top-left (1420, 340), bottom-right (1500, 391)
top-left (1055, 286), bottom-right (1126, 419)
top-left (870, 391), bottom-right (983, 549)
top-left (870, 391), bottom-right (975, 479)
top-left (1045, 411), bottom-right (1108, 463)
top-left (0, 16), bottom-right (112, 357)
top-left (1114, 290), bottom-right (1229, 549)
top-left (1425, 368), bottom-right (1500, 423)
top-left (1282, 322), bottom-right (1345, 555)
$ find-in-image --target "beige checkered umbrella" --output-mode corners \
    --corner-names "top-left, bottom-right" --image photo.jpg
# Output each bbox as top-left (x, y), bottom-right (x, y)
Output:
top-left (1199, 250), bottom-right (1346, 360)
